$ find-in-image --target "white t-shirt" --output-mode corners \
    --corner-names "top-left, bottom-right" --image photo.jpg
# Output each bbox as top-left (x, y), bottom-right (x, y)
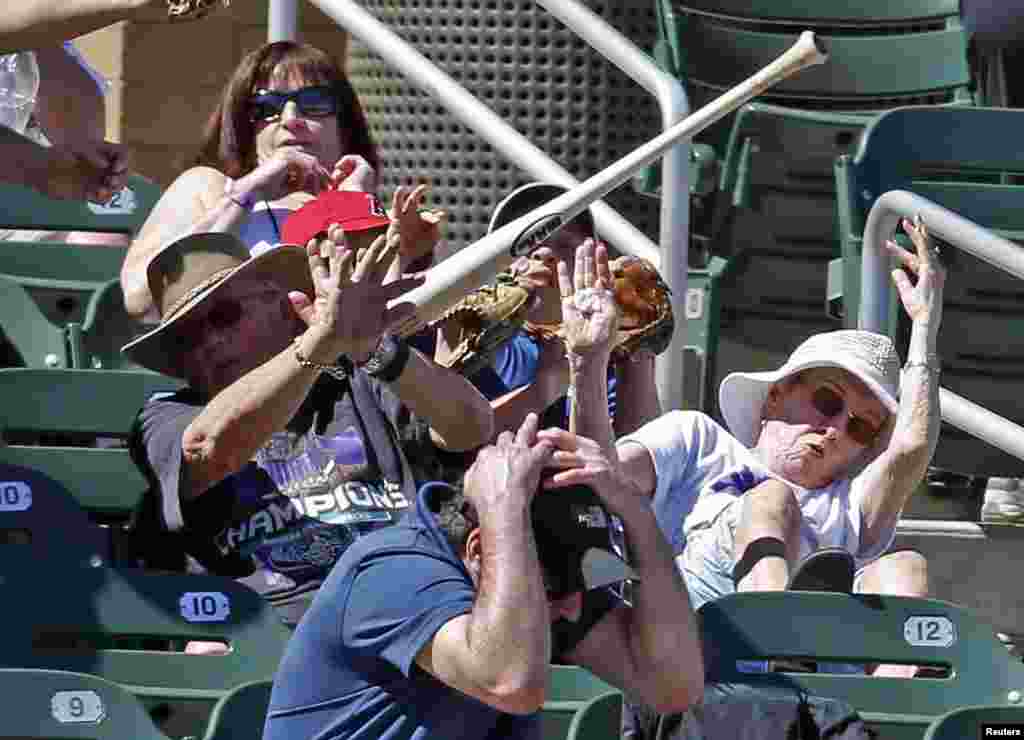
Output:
top-left (619, 410), bottom-right (894, 567)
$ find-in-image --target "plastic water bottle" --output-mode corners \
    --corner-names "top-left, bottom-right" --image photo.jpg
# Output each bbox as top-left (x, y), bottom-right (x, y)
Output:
top-left (0, 51), bottom-right (40, 134)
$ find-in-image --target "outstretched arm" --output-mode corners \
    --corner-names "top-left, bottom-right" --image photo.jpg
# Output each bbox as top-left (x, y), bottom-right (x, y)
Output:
top-left (415, 415), bottom-right (554, 715)
top-left (857, 216), bottom-right (945, 553)
top-left (0, 1), bottom-right (158, 54)
top-left (182, 226), bottom-right (422, 499)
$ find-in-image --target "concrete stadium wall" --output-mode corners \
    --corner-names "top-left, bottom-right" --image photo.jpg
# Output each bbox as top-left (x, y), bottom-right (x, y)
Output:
top-left (73, 0), bottom-right (350, 188)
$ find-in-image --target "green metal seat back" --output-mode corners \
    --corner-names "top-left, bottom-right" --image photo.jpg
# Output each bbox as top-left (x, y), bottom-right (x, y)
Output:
top-left (679, 21), bottom-right (967, 103)
top-left (201, 679), bottom-right (274, 740)
top-left (841, 106), bottom-right (1024, 236)
top-left (0, 463), bottom-right (110, 566)
top-left (0, 668), bottom-right (170, 740)
top-left (542, 665), bottom-right (620, 740)
top-left (0, 368), bottom-right (180, 439)
top-left (924, 704), bottom-right (1024, 740)
top-left (0, 174), bottom-right (159, 328)
top-left (833, 105), bottom-right (1024, 476)
top-left (0, 274), bottom-right (69, 368)
top-left (0, 566), bottom-right (290, 700)
top-left (80, 278), bottom-right (152, 371)
top-left (674, 0), bottom-right (960, 25)
top-left (564, 691), bottom-right (622, 740)
top-left (700, 592), bottom-right (1024, 734)
top-left (0, 369), bottom-right (182, 518)
top-left (665, 0), bottom-right (968, 101)
top-left (0, 174), bottom-right (161, 234)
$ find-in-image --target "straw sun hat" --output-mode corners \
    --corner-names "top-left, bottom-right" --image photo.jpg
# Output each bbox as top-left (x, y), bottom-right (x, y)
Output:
top-left (121, 233), bottom-right (313, 378)
top-left (718, 329), bottom-right (902, 449)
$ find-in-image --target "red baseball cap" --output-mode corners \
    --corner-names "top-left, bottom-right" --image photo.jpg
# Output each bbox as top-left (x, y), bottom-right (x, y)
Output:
top-left (281, 191), bottom-right (390, 245)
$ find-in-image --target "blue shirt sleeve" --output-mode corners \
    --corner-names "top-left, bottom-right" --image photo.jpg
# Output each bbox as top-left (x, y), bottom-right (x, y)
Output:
top-left (342, 547), bottom-right (476, 677)
top-left (491, 333), bottom-right (541, 396)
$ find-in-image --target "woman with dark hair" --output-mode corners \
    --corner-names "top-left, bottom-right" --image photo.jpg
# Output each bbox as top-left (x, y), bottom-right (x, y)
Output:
top-left (122, 40), bottom-right (420, 320)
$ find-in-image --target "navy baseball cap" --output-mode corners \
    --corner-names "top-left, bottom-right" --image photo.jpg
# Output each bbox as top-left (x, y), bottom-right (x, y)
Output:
top-left (531, 482), bottom-right (637, 598)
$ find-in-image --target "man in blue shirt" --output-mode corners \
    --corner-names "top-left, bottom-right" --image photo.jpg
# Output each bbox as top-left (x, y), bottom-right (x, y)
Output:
top-left (264, 409), bottom-right (704, 740)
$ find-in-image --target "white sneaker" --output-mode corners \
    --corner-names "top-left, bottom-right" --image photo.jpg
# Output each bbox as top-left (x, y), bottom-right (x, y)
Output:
top-left (981, 478), bottom-right (1024, 524)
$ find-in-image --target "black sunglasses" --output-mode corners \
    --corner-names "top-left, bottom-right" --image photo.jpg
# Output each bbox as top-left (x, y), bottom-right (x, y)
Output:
top-left (248, 85), bottom-right (340, 123)
top-left (810, 385), bottom-right (885, 447)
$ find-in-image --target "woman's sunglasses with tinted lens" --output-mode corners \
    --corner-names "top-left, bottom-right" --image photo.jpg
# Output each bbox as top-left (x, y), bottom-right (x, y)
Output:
top-left (248, 85), bottom-right (339, 123)
top-left (810, 385), bottom-right (885, 447)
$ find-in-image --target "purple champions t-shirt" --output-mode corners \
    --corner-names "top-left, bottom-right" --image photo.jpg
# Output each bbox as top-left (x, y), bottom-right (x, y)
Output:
top-left (131, 373), bottom-right (416, 624)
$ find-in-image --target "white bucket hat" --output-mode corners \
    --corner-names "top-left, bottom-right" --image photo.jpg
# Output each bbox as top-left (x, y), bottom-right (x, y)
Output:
top-left (719, 329), bottom-right (901, 448)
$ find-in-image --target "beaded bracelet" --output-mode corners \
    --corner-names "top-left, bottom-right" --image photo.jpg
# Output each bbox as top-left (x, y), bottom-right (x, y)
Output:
top-left (293, 336), bottom-right (348, 381)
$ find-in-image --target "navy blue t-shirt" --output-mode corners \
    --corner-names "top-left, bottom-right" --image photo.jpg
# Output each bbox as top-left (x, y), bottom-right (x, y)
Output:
top-left (264, 482), bottom-right (615, 740)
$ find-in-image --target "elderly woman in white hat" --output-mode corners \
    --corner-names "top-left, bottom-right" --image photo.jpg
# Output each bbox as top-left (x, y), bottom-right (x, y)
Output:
top-left (563, 216), bottom-right (944, 639)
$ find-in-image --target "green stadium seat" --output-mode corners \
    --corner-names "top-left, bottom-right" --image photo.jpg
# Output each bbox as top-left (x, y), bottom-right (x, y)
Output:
top-left (644, 1), bottom-right (978, 416)
top-left (0, 462), bottom-right (110, 566)
top-left (200, 679), bottom-right (274, 740)
top-left (0, 174), bottom-right (160, 365)
top-left (698, 591), bottom-right (1024, 739)
top-left (833, 104), bottom-right (1024, 476)
top-left (542, 664), bottom-right (619, 740)
top-left (0, 173), bottom-right (159, 370)
top-left (565, 691), bottom-right (622, 740)
top-left (0, 368), bottom-right (182, 520)
top-left (0, 668), bottom-right (170, 740)
top-left (0, 274), bottom-right (71, 368)
top-left (0, 565), bottom-right (290, 736)
top-left (924, 704), bottom-right (1024, 740)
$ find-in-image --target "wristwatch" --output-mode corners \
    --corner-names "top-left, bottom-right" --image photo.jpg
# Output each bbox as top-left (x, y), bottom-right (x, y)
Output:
top-left (360, 333), bottom-right (411, 383)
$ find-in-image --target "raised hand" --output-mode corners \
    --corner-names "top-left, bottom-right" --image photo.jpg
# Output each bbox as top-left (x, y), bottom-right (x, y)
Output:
top-left (388, 183), bottom-right (447, 267)
top-left (513, 247), bottom-right (562, 326)
top-left (885, 215), bottom-right (946, 331)
top-left (463, 413), bottom-right (554, 516)
top-left (330, 154), bottom-right (378, 193)
top-left (288, 224), bottom-right (422, 363)
top-left (558, 239), bottom-right (618, 360)
top-left (535, 427), bottom-right (641, 518)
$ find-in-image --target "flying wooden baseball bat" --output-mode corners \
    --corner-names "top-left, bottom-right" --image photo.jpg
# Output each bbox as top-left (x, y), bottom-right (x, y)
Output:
top-left (389, 30), bottom-right (828, 337)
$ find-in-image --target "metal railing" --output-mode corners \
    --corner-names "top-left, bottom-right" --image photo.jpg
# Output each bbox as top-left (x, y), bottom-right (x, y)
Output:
top-left (279, 0), bottom-right (690, 410)
top-left (861, 189), bottom-right (1024, 463)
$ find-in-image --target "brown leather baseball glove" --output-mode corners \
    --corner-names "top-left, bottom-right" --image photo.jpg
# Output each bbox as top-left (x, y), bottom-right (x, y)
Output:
top-left (524, 255), bottom-right (674, 361)
top-left (433, 271), bottom-right (535, 376)
top-left (167, 0), bottom-right (231, 22)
